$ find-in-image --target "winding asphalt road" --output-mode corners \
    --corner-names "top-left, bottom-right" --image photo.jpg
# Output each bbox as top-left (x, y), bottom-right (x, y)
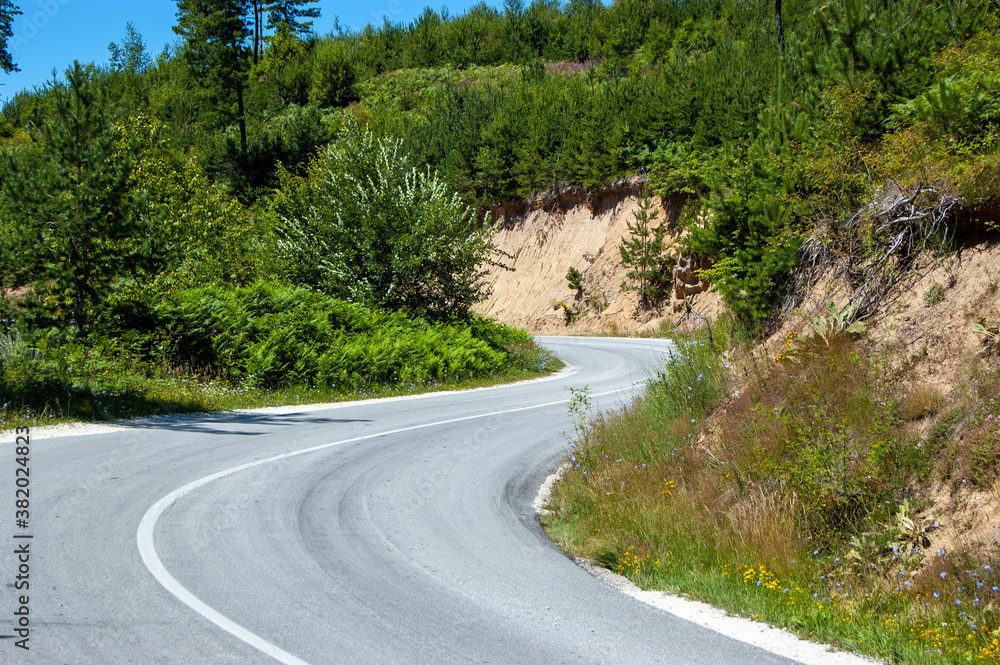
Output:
top-left (2, 337), bottom-right (800, 664)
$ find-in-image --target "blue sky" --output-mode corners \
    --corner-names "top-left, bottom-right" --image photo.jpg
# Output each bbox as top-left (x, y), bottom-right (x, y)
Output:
top-left (1, 0), bottom-right (489, 102)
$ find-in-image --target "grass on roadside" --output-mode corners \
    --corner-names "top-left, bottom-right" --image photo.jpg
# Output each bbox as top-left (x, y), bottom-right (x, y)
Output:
top-left (0, 341), bottom-right (561, 432)
top-left (0, 340), bottom-right (560, 432)
top-left (544, 321), bottom-right (1000, 664)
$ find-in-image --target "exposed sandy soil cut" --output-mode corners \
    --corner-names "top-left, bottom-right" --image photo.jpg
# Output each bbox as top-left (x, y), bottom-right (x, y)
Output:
top-left (476, 181), bottom-right (725, 336)
top-left (759, 235), bottom-right (1000, 558)
top-left (762, 239), bottom-right (1000, 393)
top-left (481, 181), bottom-right (1000, 560)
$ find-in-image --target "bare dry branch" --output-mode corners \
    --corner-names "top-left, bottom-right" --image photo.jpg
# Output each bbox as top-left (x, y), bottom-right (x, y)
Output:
top-left (779, 182), bottom-right (960, 324)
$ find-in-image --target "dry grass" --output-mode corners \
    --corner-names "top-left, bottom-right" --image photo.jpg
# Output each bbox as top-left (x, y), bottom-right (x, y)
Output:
top-left (900, 386), bottom-right (945, 421)
top-left (544, 324), bottom-right (1000, 664)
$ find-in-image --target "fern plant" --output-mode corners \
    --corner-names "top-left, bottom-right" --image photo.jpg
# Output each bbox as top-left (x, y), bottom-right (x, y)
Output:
top-left (156, 282), bottom-right (526, 389)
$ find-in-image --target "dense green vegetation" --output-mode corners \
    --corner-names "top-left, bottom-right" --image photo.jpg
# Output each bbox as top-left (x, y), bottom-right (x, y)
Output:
top-left (0, 96), bottom-right (545, 421)
top-left (0, 1), bottom-right (998, 660)
top-left (5, 0), bottom-right (990, 336)
top-left (0, 0), bottom-right (573, 423)
top-left (0, 280), bottom-right (553, 430)
top-left (149, 282), bottom-right (534, 390)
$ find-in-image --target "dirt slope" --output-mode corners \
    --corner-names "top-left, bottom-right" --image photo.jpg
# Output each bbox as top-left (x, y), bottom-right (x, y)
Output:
top-left (480, 184), bottom-right (1000, 555)
top-left (761, 236), bottom-right (1000, 556)
top-left (476, 182), bottom-right (724, 335)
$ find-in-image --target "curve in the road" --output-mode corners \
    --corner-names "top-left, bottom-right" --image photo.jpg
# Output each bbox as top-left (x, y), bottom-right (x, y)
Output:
top-left (5, 337), bottom-right (836, 664)
top-left (137, 381), bottom-right (641, 665)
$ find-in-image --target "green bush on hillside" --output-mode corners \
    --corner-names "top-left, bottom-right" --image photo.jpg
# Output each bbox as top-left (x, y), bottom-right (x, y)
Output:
top-left (310, 40), bottom-right (356, 108)
top-left (155, 282), bottom-right (530, 389)
top-left (273, 120), bottom-right (509, 317)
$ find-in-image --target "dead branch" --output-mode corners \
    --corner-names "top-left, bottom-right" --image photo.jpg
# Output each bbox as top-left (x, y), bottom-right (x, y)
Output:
top-left (780, 182), bottom-right (960, 323)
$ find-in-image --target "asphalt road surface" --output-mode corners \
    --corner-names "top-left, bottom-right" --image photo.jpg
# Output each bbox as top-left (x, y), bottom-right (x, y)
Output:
top-left (1, 336), bottom-right (801, 665)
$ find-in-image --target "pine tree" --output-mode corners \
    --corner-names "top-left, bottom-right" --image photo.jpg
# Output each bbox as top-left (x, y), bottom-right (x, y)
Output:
top-left (105, 23), bottom-right (153, 122)
top-left (0, 1), bottom-right (21, 74)
top-left (619, 192), bottom-right (672, 308)
top-left (1, 62), bottom-right (141, 334)
top-left (108, 22), bottom-right (151, 73)
top-left (174, 0), bottom-right (251, 162)
top-left (250, 1), bottom-right (320, 64)
top-left (266, 0), bottom-right (320, 36)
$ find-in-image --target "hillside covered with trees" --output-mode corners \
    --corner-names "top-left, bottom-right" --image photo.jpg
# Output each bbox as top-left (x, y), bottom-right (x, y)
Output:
top-left (2, 0), bottom-right (994, 328)
top-left (0, 0), bottom-right (572, 422)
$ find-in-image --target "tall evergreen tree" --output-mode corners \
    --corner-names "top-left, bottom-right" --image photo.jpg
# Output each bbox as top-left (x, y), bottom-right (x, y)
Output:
top-left (106, 23), bottom-right (153, 120)
top-left (266, 0), bottom-right (320, 36)
top-left (173, 0), bottom-right (251, 162)
top-left (1, 63), bottom-right (141, 334)
top-left (0, 0), bottom-right (21, 74)
top-left (108, 21), bottom-right (151, 74)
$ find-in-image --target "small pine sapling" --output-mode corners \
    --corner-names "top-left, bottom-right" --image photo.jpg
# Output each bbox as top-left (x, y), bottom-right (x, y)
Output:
top-left (566, 266), bottom-right (584, 300)
top-left (619, 192), bottom-right (672, 308)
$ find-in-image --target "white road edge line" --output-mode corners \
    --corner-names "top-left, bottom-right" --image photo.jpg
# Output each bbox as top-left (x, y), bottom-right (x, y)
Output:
top-left (533, 483), bottom-right (880, 665)
top-left (137, 384), bottom-right (642, 665)
top-left (1, 352), bottom-right (580, 443)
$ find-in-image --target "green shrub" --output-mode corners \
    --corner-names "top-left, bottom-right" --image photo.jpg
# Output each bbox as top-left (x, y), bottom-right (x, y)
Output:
top-left (643, 140), bottom-right (722, 198)
top-left (0, 329), bottom-right (40, 395)
top-left (273, 119), bottom-right (509, 317)
top-left (566, 266), bottom-right (583, 292)
top-left (924, 407), bottom-right (965, 456)
top-left (683, 152), bottom-right (802, 333)
top-left (924, 282), bottom-right (946, 307)
top-left (154, 282), bottom-right (528, 389)
top-left (309, 41), bottom-right (356, 108)
top-left (969, 427), bottom-right (1000, 489)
